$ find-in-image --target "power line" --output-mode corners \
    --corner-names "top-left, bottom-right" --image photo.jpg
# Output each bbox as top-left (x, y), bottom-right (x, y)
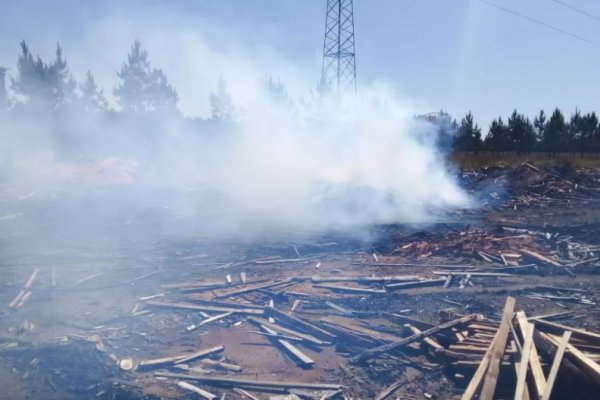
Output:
top-left (479, 0), bottom-right (600, 47)
top-left (552, 0), bottom-right (600, 23)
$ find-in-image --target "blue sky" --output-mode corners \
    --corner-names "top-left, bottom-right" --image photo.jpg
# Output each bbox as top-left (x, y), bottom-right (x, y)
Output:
top-left (1, 0), bottom-right (600, 127)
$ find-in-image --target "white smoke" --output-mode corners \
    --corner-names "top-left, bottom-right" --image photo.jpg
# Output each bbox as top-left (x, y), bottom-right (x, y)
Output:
top-left (0, 10), bottom-right (471, 239)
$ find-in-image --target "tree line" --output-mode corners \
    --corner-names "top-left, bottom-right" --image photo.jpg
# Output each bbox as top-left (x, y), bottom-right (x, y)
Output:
top-left (0, 40), bottom-right (236, 121)
top-left (449, 108), bottom-right (600, 154)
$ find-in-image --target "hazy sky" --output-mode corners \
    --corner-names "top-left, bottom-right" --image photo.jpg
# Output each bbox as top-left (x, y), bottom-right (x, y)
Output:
top-left (1, 0), bottom-right (600, 127)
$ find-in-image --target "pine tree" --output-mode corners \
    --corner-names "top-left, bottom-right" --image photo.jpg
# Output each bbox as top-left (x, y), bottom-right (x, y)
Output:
top-left (0, 66), bottom-right (8, 108)
top-left (453, 111), bottom-right (482, 152)
top-left (580, 112), bottom-right (599, 153)
top-left (569, 109), bottom-right (584, 153)
top-left (533, 110), bottom-right (546, 148)
top-left (114, 40), bottom-right (178, 113)
top-left (507, 110), bottom-right (536, 153)
top-left (543, 108), bottom-right (566, 154)
top-left (262, 77), bottom-right (290, 107)
top-left (10, 41), bottom-right (75, 110)
top-left (48, 44), bottom-right (76, 106)
top-left (79, 71), bottom-right (108, 112)
top-left (209, 78), bottom-right (235, 121)
top-left (484, 117), bottom-right (511, 151)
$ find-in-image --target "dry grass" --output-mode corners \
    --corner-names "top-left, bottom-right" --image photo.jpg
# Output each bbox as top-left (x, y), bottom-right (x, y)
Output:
top-left (451, 152), bottom-right (600, 169)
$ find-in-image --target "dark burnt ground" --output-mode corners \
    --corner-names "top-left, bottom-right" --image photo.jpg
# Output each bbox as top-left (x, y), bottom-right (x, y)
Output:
top-left (0, 163), bottom-right (600, 399)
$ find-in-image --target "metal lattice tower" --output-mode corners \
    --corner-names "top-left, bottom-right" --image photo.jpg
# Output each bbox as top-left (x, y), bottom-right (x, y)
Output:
top-left (321, 0), bottom-right (356, 92)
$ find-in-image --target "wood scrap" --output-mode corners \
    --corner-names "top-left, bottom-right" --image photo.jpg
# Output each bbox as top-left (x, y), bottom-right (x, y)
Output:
top-left (153, 372), bottom-right (343, 390)
top-left (541, 330), bottom-right (572, 400)
top-left (351, 314), bottom-right (477, 364)
top-left (177, 381), bottom-right (217, 400)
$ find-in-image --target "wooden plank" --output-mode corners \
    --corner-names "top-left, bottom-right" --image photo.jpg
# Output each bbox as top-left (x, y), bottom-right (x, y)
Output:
top-left (374, 381), bottom-right (403, 400)
top-left (519, 248), bottom-right (563, 267)
top-left (153, 372), bottom-right (343, 390)
top-left (514, 322), bottom-right (534, 400)
top-left (233, 388), bottom-right (260, 400)
top-left (541, 331), bottom-right (572, 400)
top-left (144, 300), bottom-right (263, 315)
top-left (9, 268), bottom-right (39, 309)
top-left (461, 335), bottom-right (499, 400)
top-left (200, 358), bottom-right (242, 372)
top-left (261, 324), bottom-right (314, 367)
top-left (384, 313), bottom-right (434, 331)
top-left (540, 331), bottom-right (600, 382)
top-left (138, 346), bottom-right (223, 369)
top-left (351, 314), bottom-right (477, 364)
top-left (385, 278), bottom-right (447, 291)
top-left (213, 279), bottom-right (294, 299)
top-left (320, 317), bottom-right (402, 343)
top-left (247, 317), bottom-right (328, 346)
top-left (432, 271), bottom-right (513, 277)
top-left (405, 324), bottom-right (443, 350)
top-left (313, 284), bottom-right (386, 294)
top-left (312, 275), bottom-right (419, 283)
top-left (516, 311), bottom-right (546, 399)
top-left (177, 381), bottom-right (216, 400)
top-left (267, 307), bottom-right (336, 342)
top-left (174, 346), bottom-right (224, 365)
top-left (479, 296), bottom-right (516, 400)
top-left (534, 318), bottom-right (600, 345)
top-left (186, 312), bottom-right (233, 332)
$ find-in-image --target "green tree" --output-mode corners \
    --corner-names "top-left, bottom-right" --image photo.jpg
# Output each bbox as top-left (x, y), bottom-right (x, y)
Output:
top-left (533, 110), bottom-right (546, 148)
top-left (580, 112), bottom-right (599, 153)
top-left (10, 41), bottom-right (76, 110)
top-left (507, 110), bottom-right (536, 153)
top-left (0, 66), bottom-right (8, 109)
top-left (484, 117), bottom-right (511, 151)
top-left (543, 108), bottom-right (567, 154)
top-left (79, 71), bottom-right (108, 113)
top-left (453, 111), bottom-right (482, 152)
top-left (114, 40), bottom-right (178, 113)
top-left (262, 77), bottom-right (291, 107)
top-left (209, 78), bottom-right (235, 121)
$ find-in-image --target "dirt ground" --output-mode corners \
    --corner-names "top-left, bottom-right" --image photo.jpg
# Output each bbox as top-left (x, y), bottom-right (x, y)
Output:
top-left (1, 163), bottom-right (600, 400)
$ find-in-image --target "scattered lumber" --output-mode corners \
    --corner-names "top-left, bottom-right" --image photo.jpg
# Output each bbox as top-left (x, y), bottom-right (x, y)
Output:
top-left (534, 318), bottom-right (600, 344)
top-left (374, 380), bottom-right (403, 400)
top-left (515, 311), bottom-right (546, 398)
top-left (144, 300), bottom-right (264, 315)
top-left (9, 268), bottom-right (39, 309)
top-left (153, 372), bottom-right (343, 391)
top-left (259, 324), bottom-right (315, 368)
top-left (541, 331), bottom-right (572, 400)
top-left (267, 307), bottom-right (337, 342)
top-left (247, 317), bottom-right (329, 346)
top-left (312, 283), bottom-right (386, 294)
top-left (200, 358), bottom-right (242, 372)
top-left (385, 278), bottom-right (447, 291)
top-left (186, 312), bottom-right (233, 332)
top-left (461, 297), bottom-right (515, 400)
top-left (514, 321), bottom-right (534, 400)
top-left (432, 271), bottom-right (513, 277)
top-left (213, 279), bottom-right (295, 299)
top-left (311, 275), bottom-right (419, 283)
top-left (351, 314), bottom-right (477, 364)
top-left (540, 331), bottom-right (600, 382)
top-left (177, 381), bottom-right (217, 400)
top-left (519, 248), bottom-right (563, 267)
top-left (138, 345), bottom-right (223, 370)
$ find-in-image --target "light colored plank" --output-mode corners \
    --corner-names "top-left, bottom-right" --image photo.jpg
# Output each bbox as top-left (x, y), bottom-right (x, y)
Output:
top-left (541, 331), bottom-right (572, 400)
top-left (514, 322), bottom-right (534, 400)
top-left (475, 297), bottom-right (515, 400)
top-left (516, 311), bottom-right (546, 398)
top-left (177, 381), bottom-right (216, 400)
